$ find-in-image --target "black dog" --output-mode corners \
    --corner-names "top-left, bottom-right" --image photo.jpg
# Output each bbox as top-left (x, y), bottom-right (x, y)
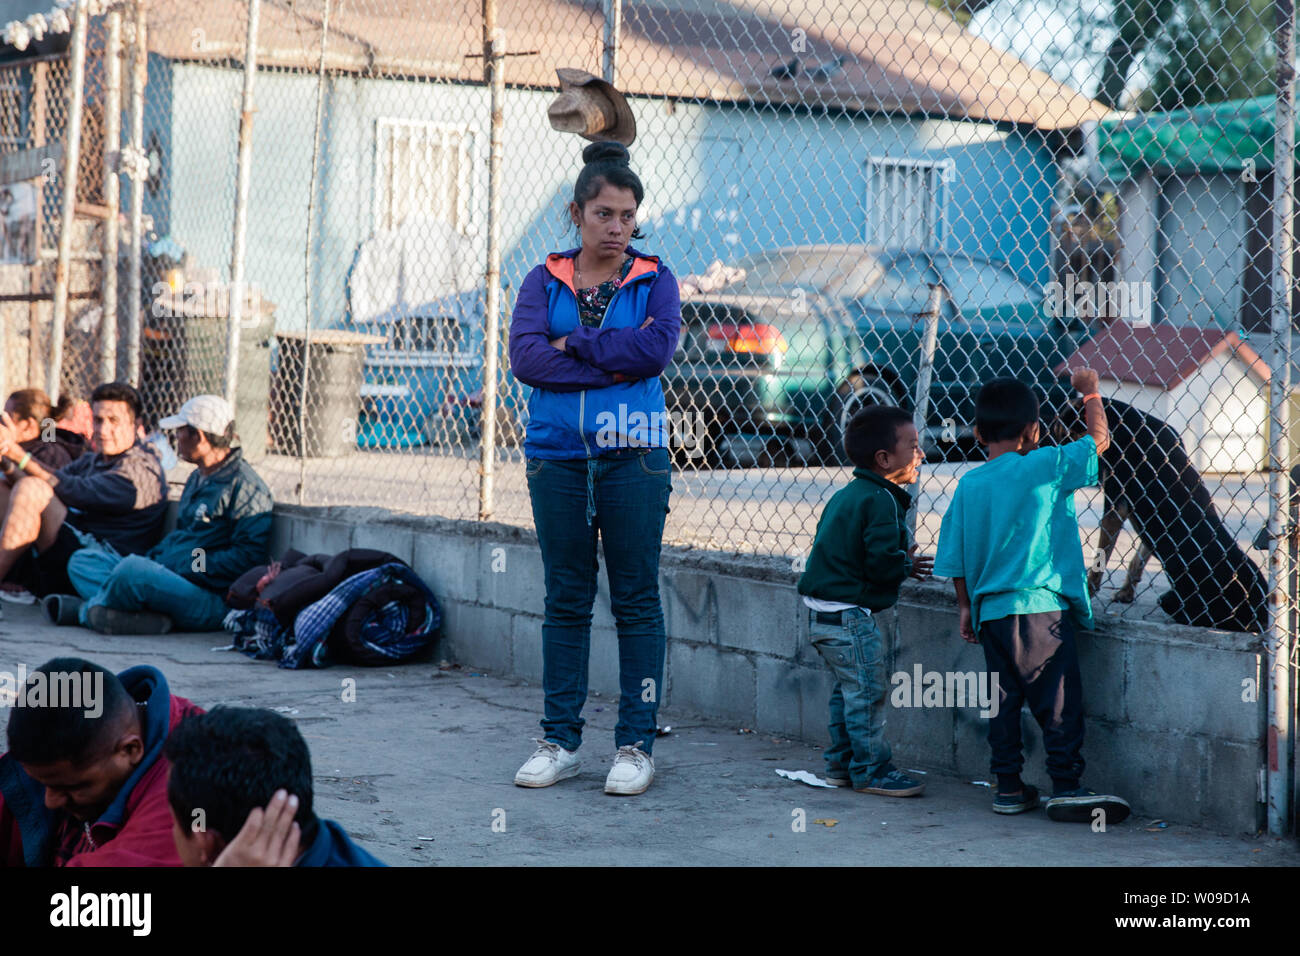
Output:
top-left (1051, 398), bottom-right (1266, 633)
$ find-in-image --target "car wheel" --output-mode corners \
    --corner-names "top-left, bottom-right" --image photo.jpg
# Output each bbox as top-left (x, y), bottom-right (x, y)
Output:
top-left (820, 374), bottom-right (902, 465)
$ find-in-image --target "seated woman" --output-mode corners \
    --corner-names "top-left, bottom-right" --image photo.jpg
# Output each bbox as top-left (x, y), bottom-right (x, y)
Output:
top-left (1, 388), bottom-right (87, 474)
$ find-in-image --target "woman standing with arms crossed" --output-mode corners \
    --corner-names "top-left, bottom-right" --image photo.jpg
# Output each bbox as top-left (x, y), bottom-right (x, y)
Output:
top-left (508, 141), bottom-right (681, 795)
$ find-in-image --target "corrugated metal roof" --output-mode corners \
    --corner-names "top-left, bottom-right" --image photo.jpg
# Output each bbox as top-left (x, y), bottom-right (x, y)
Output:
top-left (137, 0), bottom-right (1108, 130)
top-left (1056, 323), bottom-right (1270, 390)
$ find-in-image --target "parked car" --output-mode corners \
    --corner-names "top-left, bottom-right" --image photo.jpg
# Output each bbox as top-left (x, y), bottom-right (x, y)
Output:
top-left (663, 244), bottom-right (1093, 466)
top-left (355, 290), bottom-right (526, 452)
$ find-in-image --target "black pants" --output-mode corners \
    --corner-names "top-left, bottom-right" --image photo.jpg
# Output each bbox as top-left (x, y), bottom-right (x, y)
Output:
top-left (980, 610), bottom-right (1085, 786)
top-left (3, 524), bottom-right (82, 598)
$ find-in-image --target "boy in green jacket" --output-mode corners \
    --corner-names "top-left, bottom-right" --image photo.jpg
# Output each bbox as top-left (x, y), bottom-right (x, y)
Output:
top-left (797, 405), bottom-right (931, 796)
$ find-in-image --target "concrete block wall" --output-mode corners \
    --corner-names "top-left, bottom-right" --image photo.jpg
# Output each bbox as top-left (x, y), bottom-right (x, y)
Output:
top-left (271, 503), bottom-right (1267, 834)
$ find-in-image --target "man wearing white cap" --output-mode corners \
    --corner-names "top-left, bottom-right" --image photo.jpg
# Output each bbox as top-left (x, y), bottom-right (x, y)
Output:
top-left (49, 394), bottom-right (274, 634)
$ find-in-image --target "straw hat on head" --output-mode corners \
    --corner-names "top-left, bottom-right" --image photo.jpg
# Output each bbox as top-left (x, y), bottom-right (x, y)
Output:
top-left (547, 68), bottom-right (636, 145)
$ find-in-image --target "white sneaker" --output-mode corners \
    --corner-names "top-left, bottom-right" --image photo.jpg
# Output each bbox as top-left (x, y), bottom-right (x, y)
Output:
top-left (604, 744), bottom-right (654, 795)
top-left (514, 738), bottom-right (581, 788)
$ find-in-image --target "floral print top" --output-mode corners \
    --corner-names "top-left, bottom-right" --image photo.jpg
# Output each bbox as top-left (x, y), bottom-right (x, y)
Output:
top-left (575, 256), bottom-right (634, 328)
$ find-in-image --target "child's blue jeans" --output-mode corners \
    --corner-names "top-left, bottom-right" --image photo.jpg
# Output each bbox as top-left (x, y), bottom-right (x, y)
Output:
top-left (809, 606), bottom-right (892, 787)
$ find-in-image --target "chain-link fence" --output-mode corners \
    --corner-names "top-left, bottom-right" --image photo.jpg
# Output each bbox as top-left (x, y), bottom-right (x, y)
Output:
top-left (10, 1), bottom-right (1296, 606)
top-left (5, 1), bottom-right (1294, 621)
top-left (158, 0), bottom-right (1278, 627)
top-left (0, 26), bottom-right (105, 408)
top-left (11, 3), bottom-right (1300, 693)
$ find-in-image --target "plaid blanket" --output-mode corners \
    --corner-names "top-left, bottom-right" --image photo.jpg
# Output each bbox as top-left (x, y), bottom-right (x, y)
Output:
top-left (224, 562), bottom-right (440, 669)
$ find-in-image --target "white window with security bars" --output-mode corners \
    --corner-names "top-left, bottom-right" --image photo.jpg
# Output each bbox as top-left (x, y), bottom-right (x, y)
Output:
top-left (372, 118), bottom-right (473, 234)
top-left (865, 156), bottom-right (952, 249)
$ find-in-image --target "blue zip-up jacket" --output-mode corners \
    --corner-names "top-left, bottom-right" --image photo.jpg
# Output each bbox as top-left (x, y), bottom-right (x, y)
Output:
top-left (508, 245), bottom-right (681, 459)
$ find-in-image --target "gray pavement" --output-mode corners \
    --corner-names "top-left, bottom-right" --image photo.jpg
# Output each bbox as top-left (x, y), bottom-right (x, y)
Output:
top-left (2, 601), bottom-right (1295, 867)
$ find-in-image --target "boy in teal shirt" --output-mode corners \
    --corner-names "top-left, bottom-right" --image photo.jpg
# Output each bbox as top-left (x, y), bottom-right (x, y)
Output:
top-left (797, 404), bottom-right (931, 796)
top-left (933, 369), bottom-right (1130, 823)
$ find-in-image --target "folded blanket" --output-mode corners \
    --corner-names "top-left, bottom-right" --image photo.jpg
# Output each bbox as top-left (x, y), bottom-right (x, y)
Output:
top-left (225, 562), bottom-right (441, 669)
top-left (335, 577), bottom-right (439, 665)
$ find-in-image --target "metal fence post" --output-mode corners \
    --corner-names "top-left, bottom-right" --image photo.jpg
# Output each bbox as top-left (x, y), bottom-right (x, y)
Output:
top-left (906, 284), bottom-right (943, 541)
top-left (602, 0), bottom-right (621, 85)
top-left (226, 0), bottom-right (262, 408)
top-left (478, 4), bottom-right (504, 521)
top-left (298, 0), bottom-right (332, 504)
top-left (125, 0), bottom-right (147, 388)
top-left (1267, 0), bottom-right (1296, 838)
top-left (101, 8), bottom-right (122, 383)
top-left (46, 0), bottom-right (90, 402)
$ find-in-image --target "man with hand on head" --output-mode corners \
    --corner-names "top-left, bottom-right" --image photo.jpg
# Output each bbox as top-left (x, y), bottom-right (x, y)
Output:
top-left (165, 707), bottom-right (386, 867)
top-left (0, 657), bottom-right (204, 867)
top-left (53, 394), bottom-right (273, 634)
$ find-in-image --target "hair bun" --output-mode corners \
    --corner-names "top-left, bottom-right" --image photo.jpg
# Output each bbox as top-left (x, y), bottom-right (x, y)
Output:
top-left (582, 140), bottom-right (630, 167)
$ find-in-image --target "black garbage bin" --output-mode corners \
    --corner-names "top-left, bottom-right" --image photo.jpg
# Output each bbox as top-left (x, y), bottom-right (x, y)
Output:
top-left (143, 290), bottom-right (276, 459)
top-left (271, 329), bottom-right (385, 458)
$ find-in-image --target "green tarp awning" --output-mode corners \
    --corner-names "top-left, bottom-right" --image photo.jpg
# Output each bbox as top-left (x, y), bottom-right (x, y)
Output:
top-left (1098, 94), bottom-right (1300, 179)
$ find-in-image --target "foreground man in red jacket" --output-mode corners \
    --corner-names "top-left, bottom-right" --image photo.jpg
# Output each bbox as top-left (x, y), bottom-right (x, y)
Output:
top-left (0, 657), bottom-right (203, 866)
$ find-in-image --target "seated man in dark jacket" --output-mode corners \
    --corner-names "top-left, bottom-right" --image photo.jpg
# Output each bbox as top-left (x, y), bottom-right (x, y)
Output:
top-left (0, 657), bottom-right (204, 867)
top-left (0, 382), bottom-right (166, 599)
top-left (54, 394), bottom-right (273, 634)
top-left (165, 707), bottom-right (385, 867)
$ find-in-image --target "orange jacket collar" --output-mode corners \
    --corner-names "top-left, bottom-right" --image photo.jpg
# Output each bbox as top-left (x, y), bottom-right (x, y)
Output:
top-left (545, 250), bottom-right (658, 296)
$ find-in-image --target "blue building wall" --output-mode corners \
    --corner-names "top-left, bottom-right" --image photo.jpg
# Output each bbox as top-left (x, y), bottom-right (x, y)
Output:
top-left (141, 52), bottom-right (174, 241)
top-left (159, 63), bottom-right (1060, 334)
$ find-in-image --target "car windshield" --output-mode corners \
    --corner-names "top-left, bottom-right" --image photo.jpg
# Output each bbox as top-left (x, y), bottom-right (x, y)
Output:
top-left (734, 248), bottom-right (869, 294)
top-left (934, 256), bottom-right (1038, 309)
top-left (856, 254), bottom-right (938, 313)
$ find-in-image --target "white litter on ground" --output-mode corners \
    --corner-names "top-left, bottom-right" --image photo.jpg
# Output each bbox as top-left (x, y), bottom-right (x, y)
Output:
top-left (776, 769), bottom-right (836, 788)
top-left (970, 780), bottom-right (992, 788)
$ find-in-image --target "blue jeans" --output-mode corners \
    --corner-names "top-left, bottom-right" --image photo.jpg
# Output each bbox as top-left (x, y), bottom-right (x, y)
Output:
top-left (809, 607), bottom-right (893, 786)
top-left (67, 542), bottom-right (228, 632)
top-left (526, 448), bottom-right (672, 755)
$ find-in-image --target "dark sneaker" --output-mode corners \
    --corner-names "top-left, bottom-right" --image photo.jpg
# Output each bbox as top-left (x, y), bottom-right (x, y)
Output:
top-left (1045, 788), bottom-right (1131, 824)
top-left (86, 605), bottom-right (174, 635)
top-left (856, 768), bottom-right (925, 797)
top-left (823, 772), bottom-right (852, 787)
top-left (993, 783), bottom-right (1040, 815)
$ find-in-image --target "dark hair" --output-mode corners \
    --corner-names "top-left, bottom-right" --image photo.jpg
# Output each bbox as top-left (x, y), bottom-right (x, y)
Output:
top-left (5, 388), bottom-right (74, 425)
top-left (844, 404), bottom-right (914, 470)
top-left (6, 658), bottom-right (135, 766)
top-left (571, 140), bottom-right (645, 241)
top-left (975, 378), bottom-right (1040, 443)
top-left (165, 707), bottom-right (315, 841)
top-left (89, 381), bottom-right (143, 422)
top-left (199, 422), bottom-right (236, 450)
